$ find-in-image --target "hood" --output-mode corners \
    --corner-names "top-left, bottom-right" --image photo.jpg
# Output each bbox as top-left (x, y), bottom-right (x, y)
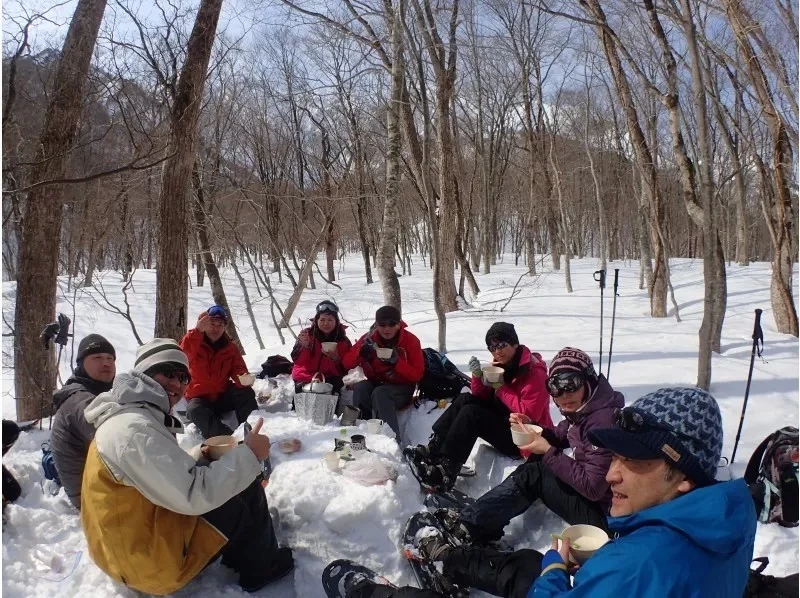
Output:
top-left (609, 478), bottom-right (756, 556)
top-left (567, 375), bottom-right (624, 421)
top-left (53, 371), bottom-right (113, 410)
top-left (84, 371), bottom-right (173, 429)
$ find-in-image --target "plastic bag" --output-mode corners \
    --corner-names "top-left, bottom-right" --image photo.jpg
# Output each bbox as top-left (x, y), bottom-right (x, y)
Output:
top-left (342, 452), bottom-right (398, 486)
top-left (260, 374), bottom-right (294, 412)
top-left (343, 366), bottom-right (367, 386)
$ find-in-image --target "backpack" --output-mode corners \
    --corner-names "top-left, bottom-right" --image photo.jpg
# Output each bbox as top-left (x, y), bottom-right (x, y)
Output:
top-left (41, 443), bottom-right (61, 486)
top-left (744, 427), bottom-right (799, 527)
top-left (257, 355), bottom-right (294, 379)
top-left (744, 557), bottom-right (799, 597)
top-left (417, 348), bottom-right (471, 401)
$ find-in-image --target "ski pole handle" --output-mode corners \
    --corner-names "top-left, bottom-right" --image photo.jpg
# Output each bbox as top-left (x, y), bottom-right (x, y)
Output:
top-left (752, 309), bottom-right (762, 339)
top-left (593, 269), bottom-right (606, 289)
top-left (613, 269), bottom-right (619, 294)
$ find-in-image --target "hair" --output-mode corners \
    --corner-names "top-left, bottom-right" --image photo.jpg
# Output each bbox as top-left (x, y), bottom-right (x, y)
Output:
top-left (663, 462), bottom-right (682, 482)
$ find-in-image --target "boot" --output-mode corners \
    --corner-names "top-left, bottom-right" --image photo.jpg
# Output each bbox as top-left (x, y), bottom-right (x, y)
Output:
top-left (416, 529), bottom-right (452, 563)
top-left (239, 546), bottom-right (295, 592)
top-left (418, 457), bottom-right (461, 492)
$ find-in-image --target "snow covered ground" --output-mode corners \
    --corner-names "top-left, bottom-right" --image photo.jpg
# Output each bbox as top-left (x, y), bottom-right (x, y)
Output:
top-left (2, 255), bottom-right (798, 596)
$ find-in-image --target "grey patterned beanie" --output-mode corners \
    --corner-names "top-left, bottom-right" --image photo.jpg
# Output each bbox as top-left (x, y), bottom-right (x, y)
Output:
top-left (590, 387), bottom-right (723, 486)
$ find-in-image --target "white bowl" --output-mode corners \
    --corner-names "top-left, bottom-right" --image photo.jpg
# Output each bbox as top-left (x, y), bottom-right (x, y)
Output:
top-left (376, 348), bottom-right (393, 359)
top-left (238, 373), bottom-right (255, 387)
top-left (510, 423), bottom-right (542, 446)
top-left (323, 451), bottom-right (341, 472)
top-left (482, 366), bottom-right (504, 383)
top-left (321, 342), bottom-right (338, 353)
top-left (205, 435), bottom-right (237, 460)
top-left (561, 524), bottom-right (609, 565)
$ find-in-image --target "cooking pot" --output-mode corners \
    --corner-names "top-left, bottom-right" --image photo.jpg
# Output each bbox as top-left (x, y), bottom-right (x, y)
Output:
top-left (302, 372), bottom-right (334, 394)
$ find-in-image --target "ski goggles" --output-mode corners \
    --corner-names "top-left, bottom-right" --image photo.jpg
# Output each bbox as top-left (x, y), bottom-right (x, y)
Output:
top-left (316, 301), bottom-right (339, 315)
top-left (546, 371), bottom-right (586, 397)
top-left (487, 341), bottom-right (510, 353)
top-left (208, 305), bottom-right (227, 321)
top-left (613, 407), bottom-right (695, 443)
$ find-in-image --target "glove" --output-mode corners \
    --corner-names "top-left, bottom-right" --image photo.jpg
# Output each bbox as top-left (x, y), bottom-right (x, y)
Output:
top-left (55, 313), bottom-right (70, 346)
top-left (360, 339), bottom-right (376, 360)
top-left (468, 356), bottom-right (481, 377)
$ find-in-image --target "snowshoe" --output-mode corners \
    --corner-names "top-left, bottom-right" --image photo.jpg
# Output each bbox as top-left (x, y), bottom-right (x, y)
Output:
top-left (322, 559), bottom-right (397, 598)
top-left (402, 511), bottom-right (469, 598)
top-left (423, 488), bottom-right (475, 511)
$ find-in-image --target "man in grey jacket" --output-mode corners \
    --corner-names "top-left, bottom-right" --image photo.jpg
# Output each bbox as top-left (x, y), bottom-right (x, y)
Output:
top-left (51, 334), bottom-right (116, 508)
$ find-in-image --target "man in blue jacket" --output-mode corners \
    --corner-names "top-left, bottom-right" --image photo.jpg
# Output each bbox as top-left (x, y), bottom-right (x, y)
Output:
top-left (327, 387), bottom-right (756, 598)
top-left (532, 386), bottom-right (756, 597)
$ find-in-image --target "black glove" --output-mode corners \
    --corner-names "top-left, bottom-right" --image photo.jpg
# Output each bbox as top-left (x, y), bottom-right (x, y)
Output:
top-left (360, 339), bottom-right (376, 360)
top-left (40, 322), bottom-right (60, 349)
top-left (55, 313), bottom-right (70, 346)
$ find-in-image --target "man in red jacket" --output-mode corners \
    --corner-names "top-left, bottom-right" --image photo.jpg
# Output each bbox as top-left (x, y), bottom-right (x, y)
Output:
top-left (342, 306), bottom-right (424, 444)
top-left (181, 305), bottom-right (256, 439)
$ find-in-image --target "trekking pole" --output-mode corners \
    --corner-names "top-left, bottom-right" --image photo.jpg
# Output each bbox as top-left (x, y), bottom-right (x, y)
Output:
top-left (606, 269), bottom-right (620, 380)
top-left (593, 269), bottom-right (606, 373)
top-left (731, 309), bottom-right (764, 464)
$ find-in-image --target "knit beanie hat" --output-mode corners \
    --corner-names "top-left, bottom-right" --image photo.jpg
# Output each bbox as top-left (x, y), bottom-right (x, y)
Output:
top-left (549, 347), bottom-right (597, 395)
top-left (133, 339), bottom-right (189, 376)
top-left (590, 387), bottom-right (723, 486)
top-left (77, 334), bottom-right (116, 362)
top-left (485, 322), bottom-right (519, 347)
top-left (375, 305), bottom-right (401, 323)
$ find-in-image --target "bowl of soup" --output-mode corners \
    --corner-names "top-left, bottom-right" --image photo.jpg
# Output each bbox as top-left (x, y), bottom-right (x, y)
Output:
top-left (560, 524), bottom-right (609, 565)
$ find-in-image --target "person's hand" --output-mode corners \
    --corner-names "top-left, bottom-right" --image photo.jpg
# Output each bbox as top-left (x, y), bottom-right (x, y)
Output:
top-left (244, 418), bottom-right (271, 461)
top-left (520, 434), bottom-right (551, 455)
top-left (360, 339), bottom-right (376, 360)
top-left (551, 536), bottom-right (571, 564)
top-left (485, 376), bottom-right (503, 390)
top-left (196, 312), bottom-right (211, 333)
top-left (298, 329), bottom-right (311, 349)
top-left (509, 413), bottom-right (531, 426)
top-left (468, 356), bottom-right (481, 377)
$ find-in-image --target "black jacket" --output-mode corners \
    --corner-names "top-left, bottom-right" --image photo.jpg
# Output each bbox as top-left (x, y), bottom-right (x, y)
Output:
top-left (51, 368), bottom-right (112, 508)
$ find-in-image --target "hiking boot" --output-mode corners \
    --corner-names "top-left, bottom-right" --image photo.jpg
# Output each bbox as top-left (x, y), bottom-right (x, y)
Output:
top-left (418, 457), bottom-right (461, 492)
top-left (416, 529), bottom-right (451, 563)
top-left (239, 546), bottom-right (295, 592)
top-left (408, 433), bottom-right (445, 465)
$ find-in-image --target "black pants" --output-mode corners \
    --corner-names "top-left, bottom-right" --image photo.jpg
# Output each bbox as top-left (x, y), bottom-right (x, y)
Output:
top-left (2, 420), bottom-right (21, 503)
top-left (433, 393), bottom-right (520, 465)
top-left (202, 477), bottom-right (280, 586)
top-left (352, 381), bottom-right (414, 442)
top-left (460, 458), bottom-right (608, 541)
top-left (187, 385), bottom-right (257, 439)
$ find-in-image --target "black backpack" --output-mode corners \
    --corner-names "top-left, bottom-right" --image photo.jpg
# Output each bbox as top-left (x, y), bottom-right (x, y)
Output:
top-left (417, 348), bottom-right (471, 401)
top-left (744, 427), bottom-right (799, 527)
top-left (257, 355), bottom-right (293, 379)
top-left (744, 558), bottom-right (799, 597)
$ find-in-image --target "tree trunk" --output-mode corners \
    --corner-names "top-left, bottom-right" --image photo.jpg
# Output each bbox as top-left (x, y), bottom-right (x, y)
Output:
top-left (153, 0), bottom-right (224, 341)
top-left (279, 231), bottom-right (326, 328)
top-left (13, 0), bottom-right (107, 421)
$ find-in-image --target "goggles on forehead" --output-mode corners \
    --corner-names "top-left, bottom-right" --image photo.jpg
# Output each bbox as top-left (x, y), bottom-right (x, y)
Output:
top-left (614, 407), bottom-right (693, 443)
top-left (546, 371), bottom-right (586, 397)
top-left (208, 305), bottom-right (227, 320)
top-left (316, 301), bottom-right (339, 315)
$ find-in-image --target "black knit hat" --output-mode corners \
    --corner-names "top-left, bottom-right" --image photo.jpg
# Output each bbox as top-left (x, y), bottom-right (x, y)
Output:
top-left (485, 322), bottom-right (519, 347)
top-left (77, 334), bottom-right (116, 362)
top-left (375, 305), bottom-right (401, 323)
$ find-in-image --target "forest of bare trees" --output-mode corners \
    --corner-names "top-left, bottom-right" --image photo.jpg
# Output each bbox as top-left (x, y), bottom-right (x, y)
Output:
top-left (3, 0), bottom-right (797, 418)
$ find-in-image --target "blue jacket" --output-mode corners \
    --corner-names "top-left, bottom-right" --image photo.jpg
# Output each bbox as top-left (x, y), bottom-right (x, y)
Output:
top-left (530, 479), bottom-right (757, 597)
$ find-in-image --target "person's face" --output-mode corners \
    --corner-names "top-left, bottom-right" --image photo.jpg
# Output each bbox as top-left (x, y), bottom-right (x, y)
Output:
top-left (553, 386), bottom-right (586, 413)
top-left (317, 313), bottom-right (337, 334)
top-left (488, 341), bottom-right (517, 365)
top-left (376, 320), bottom-right (400, 340)
top-left (206, 317), bottom-right (226, 342)
top-left (83, 353), bottom-right (116, 383)
top-left (152, 370), bottom-right (190, 408)
top-left (606, 455), bottom-right (694, 517)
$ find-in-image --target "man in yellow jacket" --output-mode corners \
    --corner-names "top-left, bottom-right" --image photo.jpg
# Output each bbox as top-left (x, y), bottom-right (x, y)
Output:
top-left (81, 338), bottom-right (293, 595)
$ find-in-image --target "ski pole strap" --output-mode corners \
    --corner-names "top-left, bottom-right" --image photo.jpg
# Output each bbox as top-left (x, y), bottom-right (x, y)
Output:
top-left (753, 309), bottom-right (764, 358)
top-left (743, 430), bottom-right (776, 484)
top-left (593, 269), bottom-right (606, 288)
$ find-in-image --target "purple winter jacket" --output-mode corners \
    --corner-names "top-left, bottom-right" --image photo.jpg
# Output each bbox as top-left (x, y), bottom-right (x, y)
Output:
top-left (540, 375), bottom-right (624, 512)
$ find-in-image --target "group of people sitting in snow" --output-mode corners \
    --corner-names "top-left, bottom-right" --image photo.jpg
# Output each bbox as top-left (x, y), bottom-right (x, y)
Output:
top-left (2, 300), bottom-right (758, 598)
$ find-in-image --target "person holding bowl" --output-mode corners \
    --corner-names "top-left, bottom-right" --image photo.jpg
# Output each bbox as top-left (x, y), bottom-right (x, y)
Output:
top-left (291, 300), bottom-right (353, 394)
top-left (410, 322), bottom-right (553, 492)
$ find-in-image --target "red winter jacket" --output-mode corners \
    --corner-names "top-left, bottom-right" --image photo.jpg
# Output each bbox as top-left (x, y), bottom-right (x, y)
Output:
top-left (471, 345), bottom-right (553, 429)
top-left (291, 324), bottom-right (352, 384)
top-left (342, 322), bottom-right (424, 385)
top-left (180, 329), bottom-right (249, 402)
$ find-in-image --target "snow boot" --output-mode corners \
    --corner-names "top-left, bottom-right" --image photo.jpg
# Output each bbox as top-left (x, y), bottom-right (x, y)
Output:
top-left (418, 457), bottom-right (461, 492)
top-left (239, 546), bottom-right (295, 592)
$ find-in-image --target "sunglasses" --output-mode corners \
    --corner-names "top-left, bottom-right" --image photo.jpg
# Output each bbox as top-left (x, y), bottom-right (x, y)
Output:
top-left (546, 371), bottom-right (586, 397)
top-left (317, 301), bottom-right (339, 315)
top-left (377, 320), bottom-right (398, 328)
top-left (487, 341), bottom-right (510, 353)
top-left (614, 407), bottom-right (694, 443)
top-left (163, 369), bottom-right (191, 385)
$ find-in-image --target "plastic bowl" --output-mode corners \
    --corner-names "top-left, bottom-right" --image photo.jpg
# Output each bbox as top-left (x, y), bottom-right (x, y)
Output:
top-left (561, 524), bottom-right (609, 565)
top-left (482, 366), bottom-right (504, 383)
top-left (205, 435), bottom-right (237, 460)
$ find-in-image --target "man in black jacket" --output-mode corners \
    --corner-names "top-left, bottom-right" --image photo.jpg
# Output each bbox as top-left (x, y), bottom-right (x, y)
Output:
top-left (51, 334), bottom-right (116, 508)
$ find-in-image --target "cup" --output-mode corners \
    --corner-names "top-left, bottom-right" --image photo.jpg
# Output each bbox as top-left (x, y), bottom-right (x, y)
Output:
top-left (510, 423), bottom-right (542, 446)
top-left (321, 342), bottom-right (338, 354)
top-left (341, 405), bottom-right (361, 426)
top-left (205, 435), bottom-right (237, 460)
top-left (482, 366), bottom-right (504, 383)
top-left (350, 434), bottom-right (367, 452)
top-left (560, 524), bottom-right (609, 565)
top-left (367, 419), bottom-right (383, 434)
top-left (323, 451), bottom-right (341, 472)
top-left (238, 373), bottom-right (256, 387)
top-left (376, 347), bottom-right (393, 360)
